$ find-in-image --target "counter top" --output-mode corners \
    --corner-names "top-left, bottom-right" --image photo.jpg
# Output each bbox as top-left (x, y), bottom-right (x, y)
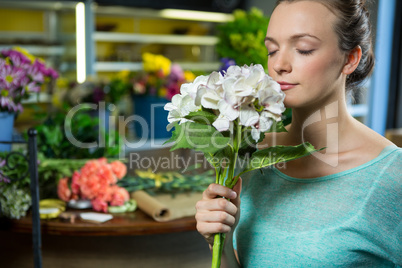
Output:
top-left (1, 208), bottom-right (197, 236)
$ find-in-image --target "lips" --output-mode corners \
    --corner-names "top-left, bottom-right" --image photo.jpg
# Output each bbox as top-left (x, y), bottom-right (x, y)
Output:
top-left (277, 81), bottom-right (298, 91)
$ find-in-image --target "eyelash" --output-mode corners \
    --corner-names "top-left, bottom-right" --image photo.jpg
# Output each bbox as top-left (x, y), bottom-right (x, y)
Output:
top-left (267, 50), bottom-right (315, 57)
top-left (298, 49), bottom-right (314, 55)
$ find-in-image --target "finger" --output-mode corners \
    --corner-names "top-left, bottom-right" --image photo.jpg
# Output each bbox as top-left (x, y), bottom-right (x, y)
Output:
top-left (195, 211), bottom-right (236, 227)
top-left (203, 183), bottom-right (237, 200)
top-left (196, 198), bottom-right (238, 216)
top-left (231, 177), bottom-right (242, 207)
top-left (196, 221), bottom-right (232, 236)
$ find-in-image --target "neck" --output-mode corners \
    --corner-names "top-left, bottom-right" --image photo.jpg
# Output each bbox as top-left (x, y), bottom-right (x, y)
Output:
top-left (287, 92), bottom-right (354, 152)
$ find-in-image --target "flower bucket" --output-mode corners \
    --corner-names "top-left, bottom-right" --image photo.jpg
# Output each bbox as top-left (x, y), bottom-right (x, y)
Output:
top-left (0, 111), bottom-right (15, 152)
top-left (132, 95), bottom-right (170, 140)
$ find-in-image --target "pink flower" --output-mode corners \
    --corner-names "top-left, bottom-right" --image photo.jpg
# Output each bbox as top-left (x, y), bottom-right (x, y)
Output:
top-left (58, 158), bottom-right (129, 212)
top-left (57, 177), bottom-right (72, 202)
top-left (71, 171), bottom-right (81, 195)
top-left (110, 161), bottom-right (127, 179)
top-left (110, 185), bottom-right (129, 206)
top-left (91, 197), bottom-right (108, 213)
top-left (170, 63), bottom-right (184, 81)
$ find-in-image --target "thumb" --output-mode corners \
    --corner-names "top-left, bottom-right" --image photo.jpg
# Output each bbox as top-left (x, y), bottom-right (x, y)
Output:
top-left (231, 177), bottom-right (242, 207)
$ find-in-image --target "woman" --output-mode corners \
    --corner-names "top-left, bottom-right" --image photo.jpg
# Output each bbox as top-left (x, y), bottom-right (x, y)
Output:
top-left (195, 0), bottom-right (402, 267)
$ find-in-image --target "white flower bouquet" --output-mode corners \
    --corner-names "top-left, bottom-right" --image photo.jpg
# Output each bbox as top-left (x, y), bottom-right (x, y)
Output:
top-left (165, 64), bottom-right (317, 267)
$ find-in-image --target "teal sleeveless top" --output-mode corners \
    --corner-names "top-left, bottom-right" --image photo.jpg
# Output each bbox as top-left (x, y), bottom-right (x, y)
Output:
top-left (234, 145), bottom-right (402, 267)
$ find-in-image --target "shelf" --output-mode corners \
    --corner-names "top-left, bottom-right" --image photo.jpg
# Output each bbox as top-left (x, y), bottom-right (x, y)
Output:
top-left (0, 31), bottom-right (47, 41)
top-left (95, 61), bottom-right (221, 72)
top-left (94, 32), bottom-right (219, 45)
top-left (0, 45), bottom-right (65, 56)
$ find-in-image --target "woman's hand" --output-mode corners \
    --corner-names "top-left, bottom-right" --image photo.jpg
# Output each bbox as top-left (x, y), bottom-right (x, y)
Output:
top-left (195, 178), bottom-right (242, 246)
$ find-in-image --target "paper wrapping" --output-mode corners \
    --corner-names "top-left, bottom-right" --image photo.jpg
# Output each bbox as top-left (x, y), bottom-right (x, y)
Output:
top-left (131, 190), bottom-right (203, 222)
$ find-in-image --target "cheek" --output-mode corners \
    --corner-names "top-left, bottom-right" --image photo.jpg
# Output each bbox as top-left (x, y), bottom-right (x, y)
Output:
top-left (295, 55), bottom-right (342, 85)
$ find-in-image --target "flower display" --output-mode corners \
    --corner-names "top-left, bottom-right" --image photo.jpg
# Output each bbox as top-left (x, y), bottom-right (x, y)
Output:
top-left (0, 47), bottom-right (58, 112)
top-left (164, 64), bottom-right (318, 268)
top-left (132, 53), bottom-right (195, 100)
top-left (57, 158), bottom-right (129, 213)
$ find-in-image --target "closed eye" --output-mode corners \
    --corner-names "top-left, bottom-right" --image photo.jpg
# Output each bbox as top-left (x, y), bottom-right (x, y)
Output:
top-left (267, 51), bottom-right (278, 57)
top-left (297, 49), bottom-right (315, 55)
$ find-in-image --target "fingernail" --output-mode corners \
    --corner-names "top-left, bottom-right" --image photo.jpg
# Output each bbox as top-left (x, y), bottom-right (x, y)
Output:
top-left (230, 191), bottom-right (237, 199)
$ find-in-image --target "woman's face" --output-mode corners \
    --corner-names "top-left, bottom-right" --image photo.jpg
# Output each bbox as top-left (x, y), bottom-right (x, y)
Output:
top-left (266, 1), bottom-right (346, 109)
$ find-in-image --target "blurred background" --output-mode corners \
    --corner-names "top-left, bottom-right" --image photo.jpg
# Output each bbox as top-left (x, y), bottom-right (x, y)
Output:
top-left (0, 0), bottom-right (400, 142)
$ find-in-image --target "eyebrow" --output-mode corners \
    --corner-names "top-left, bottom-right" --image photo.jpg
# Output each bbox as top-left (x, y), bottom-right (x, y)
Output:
top-left (265, 33), bottom-right (321, 44)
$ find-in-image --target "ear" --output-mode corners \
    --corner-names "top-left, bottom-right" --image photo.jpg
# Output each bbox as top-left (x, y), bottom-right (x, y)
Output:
top-left (342, 46), bottom-right (362, 75)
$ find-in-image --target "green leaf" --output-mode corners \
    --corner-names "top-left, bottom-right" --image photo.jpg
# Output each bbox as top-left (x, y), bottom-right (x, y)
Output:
top-left (268, 121), bottom-right (287, 133)
top-left (204, 145), bottom-right (232, 168)
top-left (184, 110), bottom-right (218, 125)
top-left (239, 143), bottom-right (319, 175)
top-left (168, 122), bottom-right (230, 154)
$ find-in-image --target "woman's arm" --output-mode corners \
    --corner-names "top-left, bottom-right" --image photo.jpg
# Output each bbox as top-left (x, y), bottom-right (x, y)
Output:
top-left (195, 179), bottom-right (242, 267)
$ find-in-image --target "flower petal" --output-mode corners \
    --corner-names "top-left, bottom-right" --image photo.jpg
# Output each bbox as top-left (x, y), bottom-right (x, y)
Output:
top-left (212, 115), bottom-right (230, 132)
top-left (239, 107), bottom-right (259, 126)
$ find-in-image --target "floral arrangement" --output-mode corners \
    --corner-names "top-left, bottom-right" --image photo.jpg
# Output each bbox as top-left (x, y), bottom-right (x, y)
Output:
top-left (164, 64), bottom-right (318, 267)
top-left (0, 47), bottom-right (58, 112)
top-left (132, 53), bottom-right (196, 100)
top-left (57, 158), bottom-right (130, 213)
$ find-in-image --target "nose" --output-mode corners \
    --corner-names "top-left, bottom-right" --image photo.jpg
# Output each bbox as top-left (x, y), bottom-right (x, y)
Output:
top-left (271, 51), bottom-right (292, 75)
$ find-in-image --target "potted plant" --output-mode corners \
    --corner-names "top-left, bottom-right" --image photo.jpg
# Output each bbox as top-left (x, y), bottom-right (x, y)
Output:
top-left (0, 47), bottom-right (58, 151)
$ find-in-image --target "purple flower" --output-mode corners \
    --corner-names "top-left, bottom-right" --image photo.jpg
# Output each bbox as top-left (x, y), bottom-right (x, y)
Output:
top-left (0, 48), bottom-right (59, 113)
top-left (0, 64), bottom-right (26, 89)
top-left (44, 67), bottom-right (59, 79)
top-left (219, 58), bottom-right (236, 75)
top-left (24, 81), bottom-right (41, 93)
top-left (27, 60), bottom-right (45, 83)
top-left (3, 49), bottom-right (31, 68)
top-left (169, 64), bottom-right (184, 82)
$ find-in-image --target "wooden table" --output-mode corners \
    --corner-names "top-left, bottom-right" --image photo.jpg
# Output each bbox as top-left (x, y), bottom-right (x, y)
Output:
top-left (1, 208), bottom-right (197, 236)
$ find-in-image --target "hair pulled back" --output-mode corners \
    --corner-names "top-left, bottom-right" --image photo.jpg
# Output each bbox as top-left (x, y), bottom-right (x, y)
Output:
top-left (275, 0), bottom-right (375, 91)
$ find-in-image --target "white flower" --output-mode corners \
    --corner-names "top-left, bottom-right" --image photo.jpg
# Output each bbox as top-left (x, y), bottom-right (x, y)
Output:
top-left (167, 63), bottom-right (285, 139)
top-left (239, 106), bottom-right (259, 127)
top-left (180, 75), bottom-right (208, 99)
top-left (195, 72), bottom-right (224, 109)
top-left (164, 94), bottom-right (199, 131)
top-left (212, 114), bottom-right (231, 132)
top-left (257, 77), bottom-right (286, 117)
top-left (251, 111), bottom-right (275, 142)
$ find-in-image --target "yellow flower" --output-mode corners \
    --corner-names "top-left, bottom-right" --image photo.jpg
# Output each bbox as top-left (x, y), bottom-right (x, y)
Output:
top-left (142, 53), bottom-right (171, 76)
top-left (184, 70), bottom-right (196, 82)
top-left (155, 55), bottom-right (171, 76)
top-left (14, 46), bottom-right (36, 63)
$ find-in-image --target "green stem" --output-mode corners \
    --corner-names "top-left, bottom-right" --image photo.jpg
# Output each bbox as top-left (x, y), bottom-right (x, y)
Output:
top-left (211, 121), bottom-right (242, 268)
top-left (211, 233), bottom-right (226, 268)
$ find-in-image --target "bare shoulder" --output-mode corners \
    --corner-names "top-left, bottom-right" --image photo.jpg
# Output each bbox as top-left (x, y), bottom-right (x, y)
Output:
top-left (352, 120), bottom-right (395, 154)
